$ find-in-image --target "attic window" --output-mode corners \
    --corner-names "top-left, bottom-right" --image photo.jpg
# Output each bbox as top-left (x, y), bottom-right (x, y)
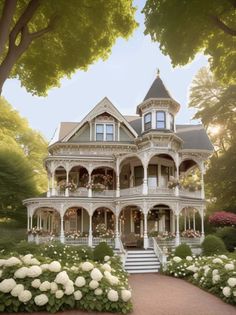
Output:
top-left (144, 113), bottom-right (151, 131)
top-left (156, 111), bottom-right (166, 129)
top-left (96, 123), bottom-right (114, 141)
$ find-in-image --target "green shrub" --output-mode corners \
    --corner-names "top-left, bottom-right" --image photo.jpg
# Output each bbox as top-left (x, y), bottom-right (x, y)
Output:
top-left (174, 243), bottom-right (192, 258)
top-left (201, 235), bottom-right (227, 256)
top-left (93, 241), bottom-right (114, 262)
top-left (216, 227), bottom-right (236, 252)
top-left (14, 240), bottom-right (41, 255)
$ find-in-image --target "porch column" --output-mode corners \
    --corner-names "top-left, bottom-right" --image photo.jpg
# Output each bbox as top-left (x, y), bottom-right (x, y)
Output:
top-left (39, 214), bottom-right (42, 229)
top-left (116, 160), bottom-right (120, 197)
top-left (142, 164), bottom-right (148, 195)
top-left (188, 213), bottom-right (191, 229)
top-left (51, 170), bottom-right (56, 196)
top-left (175, 213), bottom-right (180, 246)
top-left (88, 214), bottom-right (93, 246)
top-left (37, 215), bottom-right (39, 229)
top-left (115, 214), bottom-right (120, 249)
top-left (201, 166), bottom-right (205, 199)
top-left (47, 174), bottom-right (51, 197)
top-left (158, 164), bottom-right (161, 187)
top-left (27, 210), bottom-right (30, 231)
top-left (88, 172), bottom-right (92, 198)
top-left (175, 164), bottom-right (179, 196)
top-left (200, 209), bottom-right (205, 241)
top-left (171, 213), bottom-right (175, 233)
top-left (143, 213), bottom-right (148, 249)
top-left (30, 215), bottom-right (33, 229)
top-left (60, 214), bottom-right (65, 243)
top-left (184, 209), bottom-right (187, 231)
top-left (193, 211), bottom-right (196, 231)
top-left (65, 169), bottom-right (69, 197)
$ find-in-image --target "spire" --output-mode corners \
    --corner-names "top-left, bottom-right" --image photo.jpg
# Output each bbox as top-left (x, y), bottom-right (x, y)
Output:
top-left (143, 73), bottom-right (172, 101)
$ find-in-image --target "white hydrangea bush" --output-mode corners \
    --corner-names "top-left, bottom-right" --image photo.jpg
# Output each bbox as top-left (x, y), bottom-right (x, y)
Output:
top-left (165, 254), bottom-right (236, 305)
top-left (0, 246), bottom-right (132, 313)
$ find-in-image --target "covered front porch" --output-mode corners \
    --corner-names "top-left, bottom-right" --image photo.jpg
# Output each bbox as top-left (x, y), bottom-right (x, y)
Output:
top-left (27, 203), bottom-right (204, 250)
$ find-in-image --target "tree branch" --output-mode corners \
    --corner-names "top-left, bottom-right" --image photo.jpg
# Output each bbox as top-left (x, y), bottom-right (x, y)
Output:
top-left (29, 16), bottom-right (57, 40)
top-left (210, 15), bottom-right (236, 36)
top-left (0, 0), bottom-right (17, 56)
top-left (9, 0), bottom-right (41, 48)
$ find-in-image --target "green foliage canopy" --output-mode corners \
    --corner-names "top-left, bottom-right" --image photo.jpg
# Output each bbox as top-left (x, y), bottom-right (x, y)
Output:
top-left (143, 0), bottom-right (236, 84)
top-left (0, 98), bottom-right (48, 221)
top-left (0, 0), bottom-right (137, 95)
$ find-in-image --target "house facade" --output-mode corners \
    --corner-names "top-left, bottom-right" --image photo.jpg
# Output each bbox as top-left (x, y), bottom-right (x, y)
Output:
top-left (23, 74), bottom-right (213, 251)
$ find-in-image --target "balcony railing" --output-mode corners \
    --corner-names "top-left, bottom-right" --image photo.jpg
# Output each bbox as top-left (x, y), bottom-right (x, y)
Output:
top-left (51, 185), bottom-right (202, 199)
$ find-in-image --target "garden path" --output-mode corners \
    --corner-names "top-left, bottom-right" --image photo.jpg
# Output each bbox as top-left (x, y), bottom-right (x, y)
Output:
top-left (3, 274), bottom-right (236, 315)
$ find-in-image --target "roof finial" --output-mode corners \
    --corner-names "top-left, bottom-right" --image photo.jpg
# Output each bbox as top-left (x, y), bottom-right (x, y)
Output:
top-left (156, 68), bottom-right (160, 77)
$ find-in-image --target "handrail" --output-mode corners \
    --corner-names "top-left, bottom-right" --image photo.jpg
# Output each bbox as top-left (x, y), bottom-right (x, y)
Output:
top-left (118, 237), bottom-right (127, 267)
top-left (152, 237), bottom-right (167, 269)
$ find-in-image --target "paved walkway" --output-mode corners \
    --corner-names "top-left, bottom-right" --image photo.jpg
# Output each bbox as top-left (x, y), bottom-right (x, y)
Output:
top-left (3, 274), bottom-right (236, 315)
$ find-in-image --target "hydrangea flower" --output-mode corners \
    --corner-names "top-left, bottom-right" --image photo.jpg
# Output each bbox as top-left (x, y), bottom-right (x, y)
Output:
top-left (50, 282), bottom-right (58, 293)
top-left (0, 259), bottom-right (6, 267)
top-left (31, 279), bottom-right (41, 288)
top-left (55, 290), bottom-right (64, 299)
top-left (94, 288), bottom-right (103, 295)
top-left (27, 266), bottom-right (42, 278)
top-left (40, 264), bottom-right (49, 271)
top-left (186, 256), bottom-right (193, 261)
top-left (5, 257), bottom-right (22, 267)
top-left (64, 284), bottom-right (74, 295)
top-left (212, 274), bottom-right (220, 284)
top-left (55, 271), bottom-right (69, 285)
top-left (90, 268), bottom-right (103, 281)
top-left (74, 290), bottom-right (83, 300)
top-left (11, 284), bottom-right (24, 297)
top-left (0, 278), bottom-right (16, 293)
top-left (81, 262), bottom-right (94, 271)
top-left (34, 294), bottom-right (49, 306)
top-left (173, 257), bottom-right (182, 263)
top-left (18, 290), bottom-right (32, 303)
top-left (21, 254), bottom-right (33, 265)
top-left (121, 289), bottom-right (132, 302)
top-left (107, 289), bottom-right (118, 302)
top-left (222, 286), bottom-right (231, 297)
top-left (75, 276), bottom-right (86, 287)
top-left (104, 256), bottom-right (110, 262)
top-left (102, 263), bottom-right (112, 272)
top-left (30, 258), bottom-right (40, 265)
top-left (39, 281), bottom-right (51, 291)
top-left (89, 280), bottom-right (99, 289)
top-left (14, 267), bottom-right (29, 279)
top-left (227, 278), bottom-right (236, 287)
top-left (225, 264), bottom-right (234, 271)
top-left (212, 258), bottom-right (223, 264)
top-left (49, 261), bottom-right (61, 273)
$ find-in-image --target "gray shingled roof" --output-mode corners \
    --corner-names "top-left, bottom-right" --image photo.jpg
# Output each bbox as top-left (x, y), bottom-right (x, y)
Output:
top-left (144, 76), bottom-right (173, 101)
top-left (52, 119), bottom-right (213, 152)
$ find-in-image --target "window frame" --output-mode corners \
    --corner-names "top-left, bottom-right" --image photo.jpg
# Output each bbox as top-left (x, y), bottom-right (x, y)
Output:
top-left (144, 112), bottom-right (152, 131)
top-left (95, 123), bottom-right (114, 141)
top-left (156, 111), bottom-right (166, 129)
top-left (170, 113), bottom-right (174, 131)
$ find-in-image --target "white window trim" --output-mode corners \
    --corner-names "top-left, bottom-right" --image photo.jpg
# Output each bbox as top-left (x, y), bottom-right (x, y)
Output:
top-left (95, 122), bottom-right (115, 141)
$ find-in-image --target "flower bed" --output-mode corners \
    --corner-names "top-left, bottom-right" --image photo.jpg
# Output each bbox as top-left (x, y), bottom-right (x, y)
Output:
top-left (165, 254), bottom-right (236, 305)
top-left (0, 243), bottom-right (132, 313)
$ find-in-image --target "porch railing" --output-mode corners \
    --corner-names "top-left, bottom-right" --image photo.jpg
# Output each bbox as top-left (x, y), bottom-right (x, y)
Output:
top-left (65, 237), bottom-right (89, 245)
top-left (92, 190), bottom-right (115, 197)
top-left (120, 185), bottom-right (143, 197)
top-left (148, 187), bottom-right (175, 195)
top-left (179, 188), bottom-right (201, 199)
top-left (92, 237), bottom-right (115, 248)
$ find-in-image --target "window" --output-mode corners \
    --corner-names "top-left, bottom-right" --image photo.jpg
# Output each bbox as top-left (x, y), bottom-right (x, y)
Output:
top-left (96, 123), bottom-right (114, 141)
top-left (156, 111), bottom-right (166, 129)
top-left (106, 124), bottom-right (114, 141)
top-left (96, 124), bottom-right (104, 141)
top-left (170, 113), bottom-right (174, 131)
top-left (144, 113), bottom-right (152, 131)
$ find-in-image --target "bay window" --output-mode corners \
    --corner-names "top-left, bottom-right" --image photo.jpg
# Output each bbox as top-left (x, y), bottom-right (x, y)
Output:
top-left (156, 111), bottom-right (166, 129)
top-left (144, 112), bottom-right (152, 131)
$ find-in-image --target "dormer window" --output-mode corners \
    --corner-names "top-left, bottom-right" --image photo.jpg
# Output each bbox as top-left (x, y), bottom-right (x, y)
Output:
top-left (96, 123), bottom-right (114, 141)
top-left (156, 111), bottom-right (166, 129)
top-left (170, 113), bottom-right (174, 131)
top-left (144, 113), bottom-right (152, 131)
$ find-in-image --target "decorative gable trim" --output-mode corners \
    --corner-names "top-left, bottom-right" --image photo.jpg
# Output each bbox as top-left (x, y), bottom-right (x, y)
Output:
top-left (62, 97), bottom-right (138, 142)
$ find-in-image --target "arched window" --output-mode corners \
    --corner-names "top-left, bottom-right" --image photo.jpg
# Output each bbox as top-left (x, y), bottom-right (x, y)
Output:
top-left (156, 111), bottom-right (166, 129)
top-left (144, 112), bottom-right (152, 131)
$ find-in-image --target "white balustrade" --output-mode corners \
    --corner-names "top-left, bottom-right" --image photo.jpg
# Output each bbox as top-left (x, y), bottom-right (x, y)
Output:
top-left (120, 185), bottom-right (143, 197)
top-left (148, 187), bottom-right (175, 195)
top-left (152, 237), bottom-right (167, 268)
top-left (179, 188), bottom-right (201, 198)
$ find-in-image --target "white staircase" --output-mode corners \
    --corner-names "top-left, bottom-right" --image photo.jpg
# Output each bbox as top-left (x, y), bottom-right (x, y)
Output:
top-left (124, 249), bottom-right (160, 274)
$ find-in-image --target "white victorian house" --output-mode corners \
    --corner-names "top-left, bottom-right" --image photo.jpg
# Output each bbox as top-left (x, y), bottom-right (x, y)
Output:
top-left (23, 74), bottom-right (213, 259)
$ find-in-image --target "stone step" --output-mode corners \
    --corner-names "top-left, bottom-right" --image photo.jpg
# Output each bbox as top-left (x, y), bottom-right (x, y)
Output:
top-left (126, 257), bottom-right (158, 262)
top-left (125, 261), bottom-right (160, 266)
top-left (127, 269), bottom-right (160, 274)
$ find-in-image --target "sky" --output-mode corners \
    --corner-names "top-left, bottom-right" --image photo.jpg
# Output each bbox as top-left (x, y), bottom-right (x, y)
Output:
top-left (2, 0), bottom-right (208, 142)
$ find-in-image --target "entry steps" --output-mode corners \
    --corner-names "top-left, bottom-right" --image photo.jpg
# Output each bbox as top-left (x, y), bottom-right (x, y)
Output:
top-left (125, 249), bottom-right (160, 274)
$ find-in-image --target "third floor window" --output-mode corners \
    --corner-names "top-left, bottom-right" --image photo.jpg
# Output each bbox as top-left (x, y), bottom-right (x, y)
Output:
top-left (156, 111), bottom-right (166, 129)
top-left (96, 123), bottom-right (114, 141)
top-left (144, 113), bottom-right (152, 131)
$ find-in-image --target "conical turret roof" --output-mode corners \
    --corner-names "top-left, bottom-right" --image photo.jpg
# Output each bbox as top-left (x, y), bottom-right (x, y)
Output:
top-left (143, 75), bottom-right (172, 101)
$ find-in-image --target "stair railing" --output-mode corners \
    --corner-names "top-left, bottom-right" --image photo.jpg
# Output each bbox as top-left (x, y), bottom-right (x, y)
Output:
top-left (152, 237), bottom-right (167, 269)
top-left (118, 237), bottom-right (127, 268)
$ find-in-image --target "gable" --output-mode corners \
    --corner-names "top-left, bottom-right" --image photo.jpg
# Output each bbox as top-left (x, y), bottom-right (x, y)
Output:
top-left (62, 97), bottom-right (138, 142)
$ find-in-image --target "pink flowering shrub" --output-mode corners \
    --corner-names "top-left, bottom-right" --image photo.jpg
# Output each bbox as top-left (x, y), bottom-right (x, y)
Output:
top-left (209, 211), bottom-right (236, 227)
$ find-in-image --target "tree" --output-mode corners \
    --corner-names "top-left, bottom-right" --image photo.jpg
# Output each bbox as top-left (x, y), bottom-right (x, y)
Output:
top-left (0, 0), bottom-right (137, 95)
top-left (189, 68), bottom-right (236, 212)
top-left (0, 97), bottom-right (48, 193)
top-left (143, 0), bottom-right (236, 84)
